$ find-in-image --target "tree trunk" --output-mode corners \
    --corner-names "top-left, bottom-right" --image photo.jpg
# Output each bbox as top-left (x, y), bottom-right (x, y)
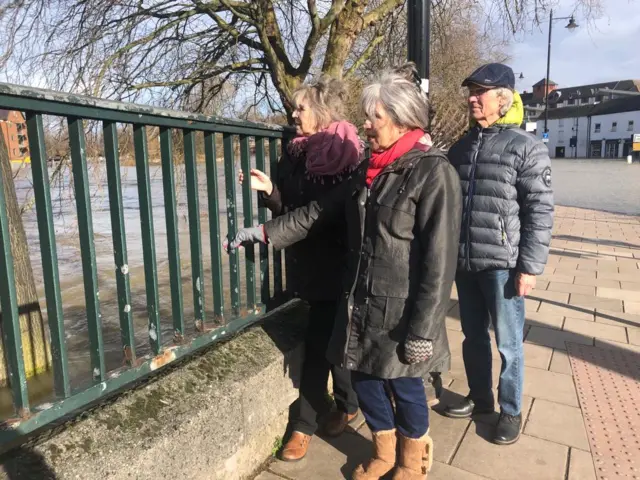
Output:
top-left (323, 3), bottom-right (367, 78)
top-left (0, 132), bottom-right (51, 388)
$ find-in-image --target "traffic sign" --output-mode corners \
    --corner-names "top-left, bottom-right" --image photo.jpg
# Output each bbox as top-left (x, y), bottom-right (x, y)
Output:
top-left (542, 132), bottom-right (549, 143)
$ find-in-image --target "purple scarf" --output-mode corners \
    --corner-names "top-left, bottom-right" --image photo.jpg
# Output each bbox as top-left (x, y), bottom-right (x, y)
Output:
top-left (287, 121), bottom-right (363, 179)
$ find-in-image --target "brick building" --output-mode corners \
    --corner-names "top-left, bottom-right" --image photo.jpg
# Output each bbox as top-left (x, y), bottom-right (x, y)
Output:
top-left (0, 109), bottom-right (30, 162)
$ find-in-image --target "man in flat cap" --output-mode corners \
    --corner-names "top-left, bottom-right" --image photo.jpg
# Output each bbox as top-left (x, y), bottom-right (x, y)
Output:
top-left (444, 63), bottom-right (554, 445)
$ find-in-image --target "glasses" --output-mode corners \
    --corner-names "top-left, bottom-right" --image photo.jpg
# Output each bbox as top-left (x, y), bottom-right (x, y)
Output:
top-left (467, 87), bottom-right (496, 97)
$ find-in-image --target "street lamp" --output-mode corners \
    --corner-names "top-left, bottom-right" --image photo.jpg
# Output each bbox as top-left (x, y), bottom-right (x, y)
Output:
top-left (515, 72), bottom-right (525, 80)
top-left (407, 0), bottom-right (430, 94)
top-left (543, 10), bottom-right (579, 134)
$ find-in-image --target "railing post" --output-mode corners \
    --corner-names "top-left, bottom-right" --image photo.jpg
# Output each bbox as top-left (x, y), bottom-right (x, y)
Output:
top-left (204, 132), bottom-right (225, 322)
top-left (104, 121), bottom-right (137, 365)
top-left (183, 129), bottom-right (205, 331)
top-left (240, 135), bottom-right (256, 310)
top-left (133, 124), bottom-right (162, 355)
top-left (0, 144), bottom-right (30, 414)
top-left (254, 137), bottom-right (270, 304)
top-left (223, 133), bottom-right (241, 316)
top-left (268, 138), bottom-right (283, 296)
top-left (68, 116), bottom-right (106, 382)
top-left (27, 113), bottom-right (70, 397)
top-left (159, 127), bottom-right (185, 339)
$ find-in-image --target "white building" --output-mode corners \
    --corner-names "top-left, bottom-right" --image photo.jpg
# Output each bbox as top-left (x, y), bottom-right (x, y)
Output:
top-left (520, 79), bottom-right (640, 159)
top-left (536, 97), bottom-right (640, 159)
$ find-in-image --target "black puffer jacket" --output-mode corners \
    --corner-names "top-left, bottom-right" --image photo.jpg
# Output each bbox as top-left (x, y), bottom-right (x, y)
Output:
top-left (260, 147), bottom-right (356, 301)
top-left (265, 147), bottom-right (462, 379)
top-left (448, 123), bottom-right (554, 275)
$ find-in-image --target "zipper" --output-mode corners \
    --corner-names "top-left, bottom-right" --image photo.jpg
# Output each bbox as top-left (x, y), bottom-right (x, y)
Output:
top-left (397, 167), bottom-right (414, 194)
top-left (343, 183), bottom-right (374, 367)
top-left (500, 217), bottom-right (513, 256)
top-left (465, 130), bottom-right (482, 270)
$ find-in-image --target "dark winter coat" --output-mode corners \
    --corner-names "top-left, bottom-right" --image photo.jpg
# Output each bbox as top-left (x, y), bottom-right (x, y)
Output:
top-left (447, 95), bottom-right (554, 275)
top-left (264, 147), bottom-right (462, 379)
top-left (260, 147), bottom-right (356, 301)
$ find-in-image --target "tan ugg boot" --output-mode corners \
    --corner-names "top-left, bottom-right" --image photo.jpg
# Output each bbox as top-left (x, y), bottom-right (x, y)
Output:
top-left (392, 432), bottom-right (434, 480)
top-left (352, 429), bottom-right (397, 480)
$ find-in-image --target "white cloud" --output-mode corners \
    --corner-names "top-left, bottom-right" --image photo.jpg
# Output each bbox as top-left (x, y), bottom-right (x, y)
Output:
top-left (509, 0), bottom-right (640, 90)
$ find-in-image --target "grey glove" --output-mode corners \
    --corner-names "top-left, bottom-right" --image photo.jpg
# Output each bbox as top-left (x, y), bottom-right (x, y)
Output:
top-left (404, 333), bottom-right (433, 365)
top-left (223, 226), bottom-right (267, 252)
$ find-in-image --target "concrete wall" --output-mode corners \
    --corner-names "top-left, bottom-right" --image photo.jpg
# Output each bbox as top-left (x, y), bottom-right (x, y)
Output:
top-left (0, 302), bottom-right (308, 480)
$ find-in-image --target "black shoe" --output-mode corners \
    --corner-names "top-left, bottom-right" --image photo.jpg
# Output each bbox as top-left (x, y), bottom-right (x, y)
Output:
top-left (443, 396), bottom-right (494, 419)
top-left (493, 412), bottom-right (522, 445)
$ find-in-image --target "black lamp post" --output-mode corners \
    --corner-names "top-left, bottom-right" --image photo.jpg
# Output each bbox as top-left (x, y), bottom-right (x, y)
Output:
top-left (543, 10), bottom-right (579, 135)
top-left (407, 0), bottom-right (430, 94)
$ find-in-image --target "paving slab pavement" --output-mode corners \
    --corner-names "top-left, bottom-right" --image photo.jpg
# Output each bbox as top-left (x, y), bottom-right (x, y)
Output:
top-left (254, 206), bottom-right (640, 480)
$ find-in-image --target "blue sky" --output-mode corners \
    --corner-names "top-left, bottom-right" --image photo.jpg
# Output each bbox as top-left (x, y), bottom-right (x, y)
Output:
top-left (508, 0), bottom-right (640, 92)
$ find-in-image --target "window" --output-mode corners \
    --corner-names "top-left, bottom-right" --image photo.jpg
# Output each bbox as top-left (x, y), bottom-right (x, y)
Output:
top-left (628, 120), bottom-right (634, 131)
top-left (594, 123), bottom-right (601, 133)
top-left (612, 122), bottom-right (617, 132)
top-left (568, 99), bottom-right (575, 105)
top-left (559, 119), bottom-right (565, 128)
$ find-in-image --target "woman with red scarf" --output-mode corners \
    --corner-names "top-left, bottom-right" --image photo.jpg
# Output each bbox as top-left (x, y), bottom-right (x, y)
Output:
top-left (239, 77), bottom-right (363, 462)
top-left (227, 64), bottom-right (462, 480)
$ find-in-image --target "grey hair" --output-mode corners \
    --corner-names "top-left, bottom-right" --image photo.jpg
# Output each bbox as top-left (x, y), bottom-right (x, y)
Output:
top-left (495, 87), bottom-right (514, 116)
top-left (361, 62), bottom-right (429, 130)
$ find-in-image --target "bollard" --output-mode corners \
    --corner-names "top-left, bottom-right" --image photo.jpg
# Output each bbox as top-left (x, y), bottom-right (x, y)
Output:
top-left (627, 155), bottom-right (633, 164)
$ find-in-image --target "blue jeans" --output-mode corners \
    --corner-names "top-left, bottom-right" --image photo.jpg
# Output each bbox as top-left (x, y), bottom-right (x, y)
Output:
top-left (456, 269), bottom-right (525, 416)
top-left (352, 372), bottom-right (429, 438)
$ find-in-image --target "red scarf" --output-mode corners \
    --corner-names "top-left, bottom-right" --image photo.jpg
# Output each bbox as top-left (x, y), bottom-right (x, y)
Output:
top-left (366, 129), bottom-right (426, 186)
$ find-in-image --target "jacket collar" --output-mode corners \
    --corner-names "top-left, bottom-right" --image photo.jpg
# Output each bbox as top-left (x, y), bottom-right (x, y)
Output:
top-left (377, 147), bottom-right (443, 175)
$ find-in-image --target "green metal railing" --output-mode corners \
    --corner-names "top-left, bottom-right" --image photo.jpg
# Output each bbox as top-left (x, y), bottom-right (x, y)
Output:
top-left (0, 83), bottom-right (294, 451)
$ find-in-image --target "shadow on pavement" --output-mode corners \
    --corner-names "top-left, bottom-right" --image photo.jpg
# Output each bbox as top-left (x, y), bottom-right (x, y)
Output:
top-left (552, 234), bottom-right (640, 250)
top-left (0, 446), bottom-right (57, 479)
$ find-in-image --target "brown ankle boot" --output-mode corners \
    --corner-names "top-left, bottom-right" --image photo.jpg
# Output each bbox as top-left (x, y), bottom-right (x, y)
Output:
top-left (279, 431), bottom-right (311, 462)
top-left (324, 411), bottom-right (358, 437)
top-left (352, 429), bottom-right (397, 480)
top-left (392, 432), bottom-right (434, 480)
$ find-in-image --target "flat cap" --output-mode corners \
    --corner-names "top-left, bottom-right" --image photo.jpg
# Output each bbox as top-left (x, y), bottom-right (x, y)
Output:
top-left (462, 63), bottom-right (515, 89)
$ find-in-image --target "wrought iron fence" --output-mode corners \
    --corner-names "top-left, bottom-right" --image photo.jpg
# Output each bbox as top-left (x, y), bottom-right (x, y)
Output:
top-left (0, 83), bottom-right (294, 451)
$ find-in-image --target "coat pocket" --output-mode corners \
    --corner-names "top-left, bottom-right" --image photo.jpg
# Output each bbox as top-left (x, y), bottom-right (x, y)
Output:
top-left (367, 276), bottom-right (410, 331)
top-left (369, 273), bottom-right (409, 299)
top-left (365, 296), bottom-right (408, 331)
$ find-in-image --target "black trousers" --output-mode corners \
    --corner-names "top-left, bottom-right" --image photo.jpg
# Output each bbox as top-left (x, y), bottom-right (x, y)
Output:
top-left (292, 300), bottom-right (359, 435)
